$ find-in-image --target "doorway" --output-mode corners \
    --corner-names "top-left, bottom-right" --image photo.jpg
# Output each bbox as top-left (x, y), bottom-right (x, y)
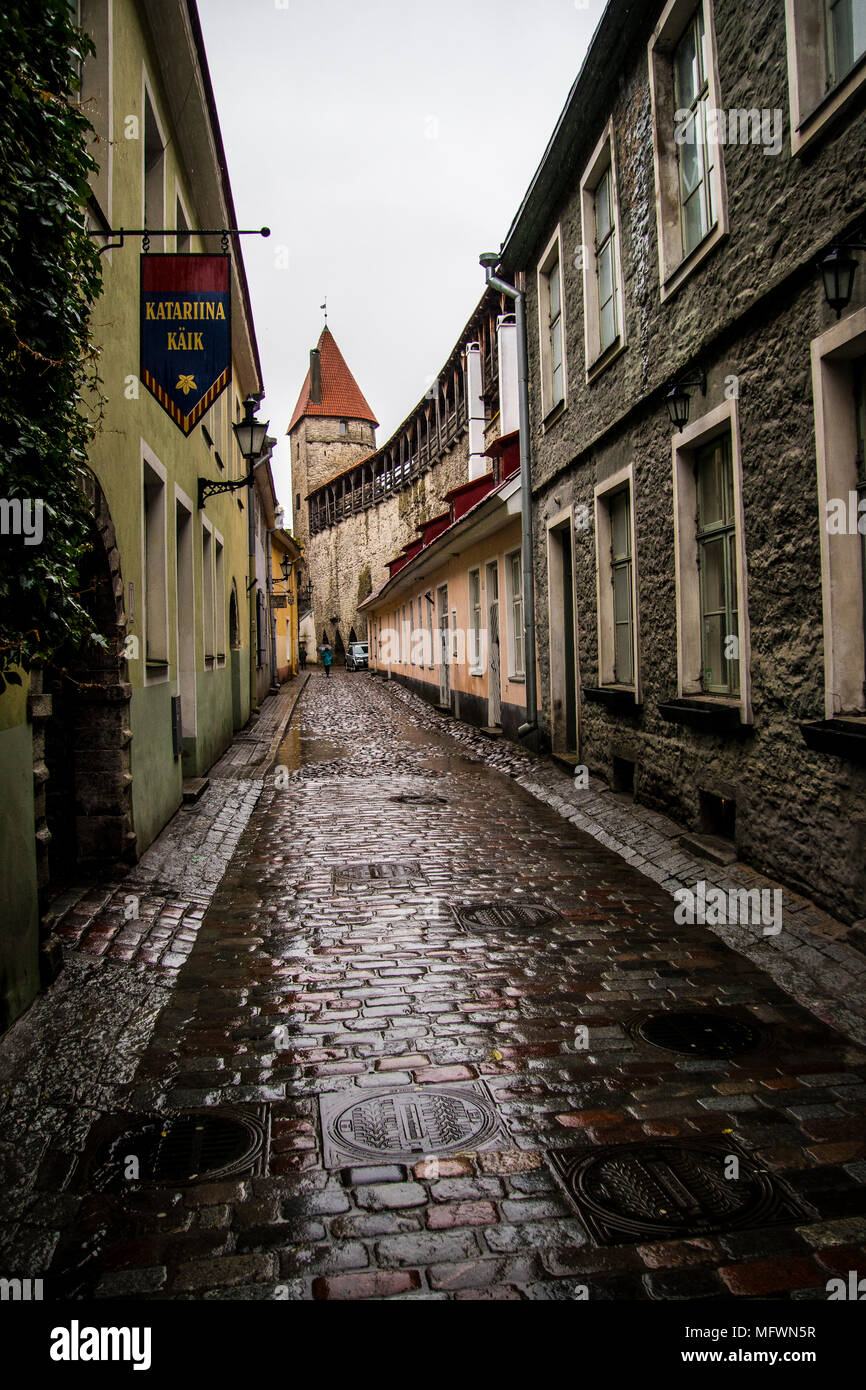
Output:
top-left (437, 584), bottom-right (450, 706)
top-left (548, 520), bottom-right (578, 754)
top-left (486, 560), bottom-right (501, 728)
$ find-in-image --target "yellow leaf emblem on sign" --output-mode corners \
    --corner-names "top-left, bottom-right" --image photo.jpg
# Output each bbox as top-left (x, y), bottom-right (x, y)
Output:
top-left (176, 374), bottom-right (197, 395)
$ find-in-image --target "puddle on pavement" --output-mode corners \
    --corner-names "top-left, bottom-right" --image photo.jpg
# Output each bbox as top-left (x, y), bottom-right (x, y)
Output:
top-left (274, 725), bottom-right (349, 772)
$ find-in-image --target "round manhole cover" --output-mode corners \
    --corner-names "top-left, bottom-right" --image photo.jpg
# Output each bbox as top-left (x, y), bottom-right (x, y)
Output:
top-left (324, 1087), bottom-right (501, 1163)
top-left (87, 1111), bottom-right (265, 1190)
top-left (634, 1010), bottom-right (760, 1058)
top-left (550, 1140), bottom-right (796, 1244)
top-left (457, 902), bottom-right (562, 931)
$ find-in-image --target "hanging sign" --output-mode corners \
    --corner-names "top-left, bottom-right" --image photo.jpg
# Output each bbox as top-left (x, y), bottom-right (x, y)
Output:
top-left (140, 254), bottom-right (231, 435)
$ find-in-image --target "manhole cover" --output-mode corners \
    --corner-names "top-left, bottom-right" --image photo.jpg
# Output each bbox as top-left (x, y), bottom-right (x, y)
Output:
top-left (549, 1139), bottom-right (805, 1246)
top-left (390, 793), bottom-right (448, 805)
top-left (319, 1082), bottom-right (509, 1168)
top-left (631, 1010), bottom-right (760, 1058)
top-left (452, 901), bottom-right (565, 932)
top-left (74, 1107), bottom-right (269, 1191)
top-left (332, 861), bottom-right (421, 886)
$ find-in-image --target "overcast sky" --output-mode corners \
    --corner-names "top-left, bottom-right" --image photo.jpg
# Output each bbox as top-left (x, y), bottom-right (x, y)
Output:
top-left (196, 0), bottom-right (597, 520)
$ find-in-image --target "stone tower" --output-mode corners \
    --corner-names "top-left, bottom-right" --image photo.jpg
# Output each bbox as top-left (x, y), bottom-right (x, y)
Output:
top-left (288, 326), bottom-right (378, 658)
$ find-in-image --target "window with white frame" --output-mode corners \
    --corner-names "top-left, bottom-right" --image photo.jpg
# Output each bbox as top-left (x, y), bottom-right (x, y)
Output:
top-left (143, 458), bottom-right (168, 668)
top-left (671, 401), bottom-right (750, 718)
top-left (409, 597), bottom-right (415, 665)
top-left (469, 568), bottom-right (482, 670)
top-left (507, 550), bottom-right (525, 678)
top-left (811, 309), bottom-right (866, 716)
top-left (649, 0), bottom-right (727, 297)
top-left (80, 1), bottom-right (111, 222)
top-left (143, 86), bottom-right (165, 250)
top-left (694, 436), bottom-right (739, 695)
top-left (426, 591), bottom-right (435, 668)
top-left (202, 523), bottom-right (215, 663)
top-left (580, 125), bottom-right (627, 372)
top-left (674, 8), bottom-right (716, 258)
top-left (610, 490), bottom-right (635, 685)
top-left (214, 536), bottom-right (226, 660)
top-left (537, 231), bottom-right (565, 416)
top-left (785, 0), bottom-right (866, 153)
top-left (595, 472), bottom-right (638, 694)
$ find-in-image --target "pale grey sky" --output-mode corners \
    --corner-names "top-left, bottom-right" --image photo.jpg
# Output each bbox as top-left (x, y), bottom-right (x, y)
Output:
top-left (196, 0), bottom-right (598, 519)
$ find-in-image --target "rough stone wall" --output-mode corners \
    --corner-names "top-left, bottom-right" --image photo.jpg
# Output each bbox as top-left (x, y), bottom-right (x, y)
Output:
top-left (306, 434), bottom-right (470, 647)
top-left (519, 0), bottom-right (866, 922)
top-left (290, 416), bottom-right (377, 553)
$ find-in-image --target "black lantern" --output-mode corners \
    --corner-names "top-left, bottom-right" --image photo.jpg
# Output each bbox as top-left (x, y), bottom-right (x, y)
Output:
top-left (232, 395), bottom-right (269, 461)
top-left (280, 553), bottom-right (291, 583)
top-left (820, 248), bottom-right (860, 319)
top-left (665, 370), bottom-right (706, 430)
top-left (198, 394), bottom-right (270, 508)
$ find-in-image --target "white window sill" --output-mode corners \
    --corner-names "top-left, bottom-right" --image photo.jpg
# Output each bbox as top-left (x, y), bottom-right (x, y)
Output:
top-left (586, 337), bottom-right (628, 384)
top-left (660, 222), bottom-right (728, 304)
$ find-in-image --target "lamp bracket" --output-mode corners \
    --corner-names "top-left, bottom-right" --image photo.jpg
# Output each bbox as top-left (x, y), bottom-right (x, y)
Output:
top-left (197, 473), bottom-right (254, 509)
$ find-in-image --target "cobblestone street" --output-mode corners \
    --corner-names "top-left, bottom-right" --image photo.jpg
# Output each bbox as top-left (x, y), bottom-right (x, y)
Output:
top-left (2, 670), bottom-right (866, 1302)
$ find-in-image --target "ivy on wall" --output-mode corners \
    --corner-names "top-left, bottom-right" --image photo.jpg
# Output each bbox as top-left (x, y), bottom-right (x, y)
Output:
top-left (0, 2), bottom-right (104, 690)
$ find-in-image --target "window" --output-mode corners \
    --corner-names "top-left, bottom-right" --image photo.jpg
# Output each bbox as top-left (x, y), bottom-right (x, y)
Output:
top-left (469, 568), bottom-right (482, 671)
top-left (671, 400), bottom-right (750, 719)
top-left (80, 1), bottom-right (111, 222)
top-left (537, 229), bottom-right (566, 417)
top-left (785, 0), bottom-right (866, 152)
top-left (214, 536), bottom-right (226, 660)
top-left (339, 420), bottom-right (348, 435)
top-left (507, 550), bottom-right (525, 678)
top-left (143, 86), bottom-right (165, 250)
top-left (674, 8), bottom-right (716, 257)
top-left (202, 523), bottom-right (215, 663)
top-left (648, 0), bottom-right (727, 298)
top-left (409, 598), bottom-right (415, 664)
top-left (580, 124), bottom-right (627, 373)
top-left (594, 470), bottom-right (639, 696)
top-left (451, 608), bottom-right (459, 661)
top-left (610, 490), bottom-right (635, 685)
top-left (695, 435), bottom-right (739, 695)
top-left (176, 194), bottom-right (191, 254)
top-left (811, 309), bottom-right (866, 715)
top-left (426, 591), bottom-right (435, 668)
top-left (143, 457), bottom-right (168, 670)
top-left (826, 0), bottom-right (866, 89)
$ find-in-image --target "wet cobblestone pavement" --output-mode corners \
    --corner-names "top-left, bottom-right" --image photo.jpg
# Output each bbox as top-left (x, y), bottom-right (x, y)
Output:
top-left (2, 670), bottom-right (866, 1301)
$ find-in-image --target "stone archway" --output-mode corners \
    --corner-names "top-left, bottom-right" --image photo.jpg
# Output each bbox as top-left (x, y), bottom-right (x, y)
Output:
top-left (34, 474), bottom-right (135, 930)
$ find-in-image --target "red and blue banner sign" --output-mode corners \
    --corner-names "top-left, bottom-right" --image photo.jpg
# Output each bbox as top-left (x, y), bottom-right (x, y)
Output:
top-left (140, 254), bottom-right (231, 435)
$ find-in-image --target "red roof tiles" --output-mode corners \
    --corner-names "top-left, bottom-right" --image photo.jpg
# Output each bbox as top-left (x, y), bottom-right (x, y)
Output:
top-left (288, 326), bottom-right (378, 432)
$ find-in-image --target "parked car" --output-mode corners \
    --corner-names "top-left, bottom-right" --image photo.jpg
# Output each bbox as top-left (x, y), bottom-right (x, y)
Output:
top-left (345, 641), bottom-right (369, 671)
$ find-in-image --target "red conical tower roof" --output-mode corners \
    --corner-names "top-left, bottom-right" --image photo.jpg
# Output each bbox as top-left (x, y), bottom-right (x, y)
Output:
top-left (288, 326), bottom-right (378, 432)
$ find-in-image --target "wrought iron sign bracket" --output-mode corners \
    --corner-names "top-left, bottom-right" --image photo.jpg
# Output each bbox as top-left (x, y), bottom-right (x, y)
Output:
top-left (198, 473), bottom-right (254, 510)
top-left (89, 227), bottom-right (270, 256)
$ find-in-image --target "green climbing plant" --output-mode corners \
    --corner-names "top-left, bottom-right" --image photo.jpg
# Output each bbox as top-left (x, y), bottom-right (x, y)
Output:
top-left (0, 2), bottom-right (104, 692)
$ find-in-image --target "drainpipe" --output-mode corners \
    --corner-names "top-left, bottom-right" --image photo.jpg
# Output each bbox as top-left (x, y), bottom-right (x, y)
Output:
top-left (480, 254), bottom-right (538, 745)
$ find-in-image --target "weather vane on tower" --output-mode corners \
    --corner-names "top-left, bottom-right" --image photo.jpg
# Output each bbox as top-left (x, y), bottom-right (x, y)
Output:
top-left (320, 298), bottom-right (327, 324)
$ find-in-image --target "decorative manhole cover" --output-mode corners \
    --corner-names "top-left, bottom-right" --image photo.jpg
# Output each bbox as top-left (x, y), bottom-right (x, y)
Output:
top-left (452, 901), bottom-right (565, 932)
top-left (390, 793), bottom-right (448, 805)
top-left (549, 1140), bottom-right (804, 1246)
top-left (319, 1082), bottom-right (509, 1168)
top-left (74, 1107), bottom-right (269, 1191)
top-left (631, 1010), bottom-right (760, 1058)
top-left (332, 861), bottom-right (421, 886)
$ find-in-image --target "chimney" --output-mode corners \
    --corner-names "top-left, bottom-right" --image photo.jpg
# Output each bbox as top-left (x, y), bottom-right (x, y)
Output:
top-left (497, 315), bottom-right (519, 436)
top-left (310, 348), bottom-right (322, 405)
top-left (464, 342), bottom-right (486, 480)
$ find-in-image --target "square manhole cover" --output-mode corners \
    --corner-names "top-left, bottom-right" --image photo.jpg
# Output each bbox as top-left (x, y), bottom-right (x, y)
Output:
top-left (332, 861), bottom-right (422, 887)
top-left (548, 1138), bottom-right (807, 1247)
top-left (319, 1082), bottom-right (510, 1168)
top-left (451, 901), bottom-right (566, 932)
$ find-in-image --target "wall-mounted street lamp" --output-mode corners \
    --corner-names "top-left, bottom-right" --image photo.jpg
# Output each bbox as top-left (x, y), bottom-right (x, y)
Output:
top-left (665, 369), bottom-right (707, 430)
top-left (198, 395), bottom-right (269, 508)
top-left (819, 245), bottom-right (864, 319)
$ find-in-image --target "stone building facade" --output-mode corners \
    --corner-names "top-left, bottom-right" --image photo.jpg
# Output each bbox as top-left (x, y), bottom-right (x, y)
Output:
top-left (491, 0), bottom-right (866, 923)
top-left (289, 299), bottom-right (507, 659)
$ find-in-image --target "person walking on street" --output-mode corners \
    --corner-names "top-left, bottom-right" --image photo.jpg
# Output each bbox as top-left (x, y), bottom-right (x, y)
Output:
top-left (319, 641), bottom-right (333, 677)
top-left (298, 641), bottom-right (307, 670)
